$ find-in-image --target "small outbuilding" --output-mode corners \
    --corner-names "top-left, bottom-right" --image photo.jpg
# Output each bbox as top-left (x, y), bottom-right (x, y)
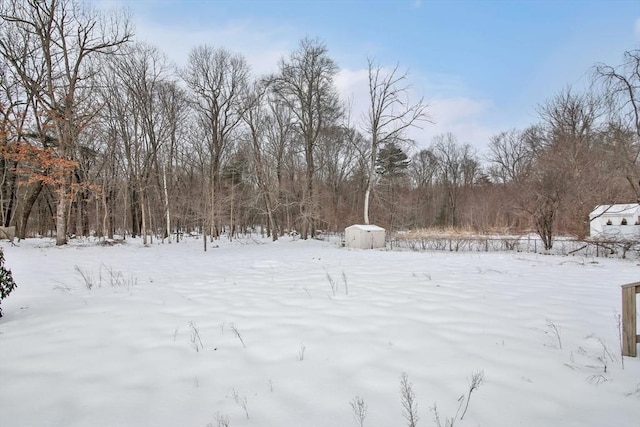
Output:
top-left (589, 203), bottom-right (640, 239)
top-left (344, 224), bottom-right (386, 249)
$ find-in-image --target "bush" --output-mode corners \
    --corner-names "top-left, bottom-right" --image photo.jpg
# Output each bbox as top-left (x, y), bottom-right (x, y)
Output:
top-left (0, 248), bottom-right (17, 318)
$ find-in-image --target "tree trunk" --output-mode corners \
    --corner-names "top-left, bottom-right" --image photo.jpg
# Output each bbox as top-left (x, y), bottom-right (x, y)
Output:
top-left (264, 192), bottom-right (277, 241)
top-left (1, 159), bottom-right (18, 227)
top-left (102, 188), bottom-right (108, 240)
top-left (81, 189), bottom-right (90, 237)
top-left (108, 187), bottom-right (116, 239)
top-left (303, 151), bottom-right (314, 239)
top-left (162, 164), bottom-right (171, 242)
top-left (364, 137), bottom-right (378, 226)
top-left (18, 181), bottom-right (43, 239)
top-left (364, 185), bottom-right (372, 225)
top-left (229, 181), bottom-right (235, 241)
top-left (129, 184), bottom-right (140, 237)
top-left (139, 182), bottom-right (147, 245)
top-left (55, 184), bottom-right (67, 246)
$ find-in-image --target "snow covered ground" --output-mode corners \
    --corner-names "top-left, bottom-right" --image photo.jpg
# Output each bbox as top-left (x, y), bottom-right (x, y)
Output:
top-left (0, 236), bottom-right (639, 427)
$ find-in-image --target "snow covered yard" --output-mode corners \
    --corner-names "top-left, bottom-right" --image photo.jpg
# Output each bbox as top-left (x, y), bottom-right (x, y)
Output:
top-left (0, 237), bottom-right (639, 427)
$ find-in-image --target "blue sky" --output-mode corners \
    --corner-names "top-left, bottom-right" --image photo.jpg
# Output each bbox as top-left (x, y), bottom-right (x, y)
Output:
top-left (97, 0), bottom-right (640, 154)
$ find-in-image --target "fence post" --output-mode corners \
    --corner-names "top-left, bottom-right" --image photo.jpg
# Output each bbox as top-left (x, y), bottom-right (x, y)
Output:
top-left (621, 282), bottom-right (640, 357)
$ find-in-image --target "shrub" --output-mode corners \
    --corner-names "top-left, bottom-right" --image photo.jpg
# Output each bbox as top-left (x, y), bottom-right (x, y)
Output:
top-left (0, 248), bottom-right (17, 318)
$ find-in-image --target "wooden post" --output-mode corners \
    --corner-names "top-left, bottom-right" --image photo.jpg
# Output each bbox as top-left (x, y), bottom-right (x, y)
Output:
top-left (621, 281), bottom-right (640, 357)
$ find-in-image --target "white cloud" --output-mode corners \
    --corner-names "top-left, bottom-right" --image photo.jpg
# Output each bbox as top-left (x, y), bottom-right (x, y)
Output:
top-left (131, 17), bottom-right (291, 76)
top-left (89, 0), bottom-right (293, 76)
top-left (429, 97), bottom-right (489, 124)
top-left (334, 68), bottom-right (370, 125)
top-left (417, 97), bottom-right (496, 153)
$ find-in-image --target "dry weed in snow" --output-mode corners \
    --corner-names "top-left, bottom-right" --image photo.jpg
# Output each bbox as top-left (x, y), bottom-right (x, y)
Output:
top-left (350, 395), bottom-right (367, 427)
top-left (400, 372), bottom-right (419, 427)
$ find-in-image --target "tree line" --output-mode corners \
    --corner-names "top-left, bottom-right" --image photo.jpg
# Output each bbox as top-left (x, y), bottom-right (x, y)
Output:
top-left (1, 0), bottom-right (638, 249)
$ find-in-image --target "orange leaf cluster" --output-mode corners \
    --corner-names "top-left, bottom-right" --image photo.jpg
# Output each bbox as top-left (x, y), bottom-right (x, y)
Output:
top-left (1, 142), bottom-right (78, 186)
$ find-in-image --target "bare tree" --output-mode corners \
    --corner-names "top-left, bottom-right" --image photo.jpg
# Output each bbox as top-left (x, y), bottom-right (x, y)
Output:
top-left (540, 88), bottom-right (605, 238)
top-left (316, 124), bottom-right (363, 231)
top-left (269, 37), bottom-right (341, 239)
top-left (594, 50), bottom-right (640, 138)
top-left (431, 133), bottom-right (477, 227)
top-left (409, 149), bottom-right (439, 228)
top-left (0, 55), bottom-right (28, 230)
top-left (362, 58), bottom-right (429, 225)
top-left (156, 80), bottom-right (189, 242)
top-left (241, 81), bottom-right (280, 240)
top-left (261, 96), bottom-right (297, 233)
top-left (512, 88), bottom-right (605, 247)
top-left (101, 43), bottom-right (172, 244)
top-left (521, 146), bottom-right (571, 250)
top-left (411, 149), bottom-right (438, 188)
top-left (486, 128), bottom-right (535, 184)
top-left (597, 121), bottom-right (640, 202)
top-left (0, 0), bottom-right (131, 245)
top-left (537, 88), bottom-right (603, 164)
top-left (182, 45), bottom-right (249, 246)
top-left (594, 50), bottom-right (640, 201)
top-left (485, 126), bottom-right (541, 232)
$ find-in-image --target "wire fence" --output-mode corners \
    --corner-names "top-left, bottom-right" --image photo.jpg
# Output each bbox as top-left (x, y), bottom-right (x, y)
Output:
top-left (384, 234), bottom-right (640, 259)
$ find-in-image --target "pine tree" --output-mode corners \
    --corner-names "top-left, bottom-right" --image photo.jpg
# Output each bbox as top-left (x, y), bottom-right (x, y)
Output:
top-left (0, 248), bottom-right (17, 318)
top-left (375, 142), bottom-right (410, 178)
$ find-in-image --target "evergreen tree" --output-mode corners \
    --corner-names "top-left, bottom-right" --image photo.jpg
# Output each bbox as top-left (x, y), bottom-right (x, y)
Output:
top-left (375, 142), bottom-right (410, 177)
top-left (0, 248), bottom-right (17, 318)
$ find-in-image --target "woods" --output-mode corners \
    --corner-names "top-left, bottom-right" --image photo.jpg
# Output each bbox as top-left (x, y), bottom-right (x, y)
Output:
top-left (1, 1), bottom-right (638, 247)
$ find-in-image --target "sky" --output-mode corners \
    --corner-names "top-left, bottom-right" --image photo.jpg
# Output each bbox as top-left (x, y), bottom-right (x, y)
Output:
top-left (93, 0), bottom-right (639, 155)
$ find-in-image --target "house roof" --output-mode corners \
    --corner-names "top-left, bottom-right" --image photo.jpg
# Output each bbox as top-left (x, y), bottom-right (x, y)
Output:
top-left (589, 203), bottom-right (640, 218)
top-left (346, 224), bottom-right (386, 231)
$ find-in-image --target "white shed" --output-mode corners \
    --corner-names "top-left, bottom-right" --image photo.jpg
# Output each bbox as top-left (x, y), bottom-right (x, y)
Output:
top-left (589, 203), bottom-right (640, 239)
top-left (344, 224), bottom-right (386, 249)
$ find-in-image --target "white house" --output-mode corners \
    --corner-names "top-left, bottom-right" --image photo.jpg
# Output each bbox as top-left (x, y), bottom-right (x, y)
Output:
top-left (589, 203), bottom-right (640, 239)
top-left (344, 224), bottom-right (386, 249)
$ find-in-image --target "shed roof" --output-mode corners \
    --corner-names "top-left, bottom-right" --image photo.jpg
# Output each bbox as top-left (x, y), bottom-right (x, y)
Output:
top-left (589, 203), bottom-right (640, 218)
top-left (346, 224), bottom-right (385, 231)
